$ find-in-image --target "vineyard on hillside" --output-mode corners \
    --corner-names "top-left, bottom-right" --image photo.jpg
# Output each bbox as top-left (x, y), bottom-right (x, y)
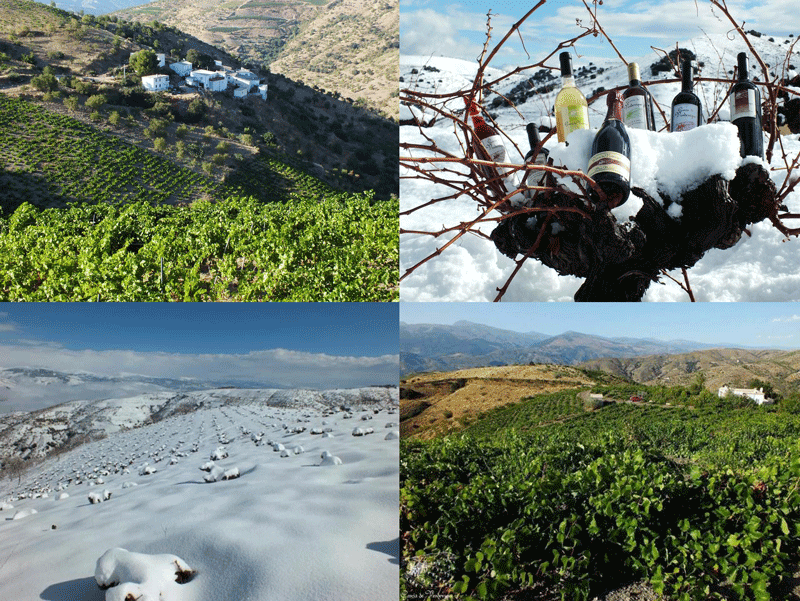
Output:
top-left (401, 391), bottom-right (800, 600)
top-left (0, 94), bottom-right (398, 301)
top-left (0, 193), bottom-right (397, 301)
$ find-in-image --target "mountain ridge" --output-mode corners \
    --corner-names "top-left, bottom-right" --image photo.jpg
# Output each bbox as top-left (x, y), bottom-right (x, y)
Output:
top-left (400, 321), bottom-right (767, 375)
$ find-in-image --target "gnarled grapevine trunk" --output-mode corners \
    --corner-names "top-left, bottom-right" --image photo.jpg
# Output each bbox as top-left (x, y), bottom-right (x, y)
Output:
top-left (490, 163), bottom-right (777, 301)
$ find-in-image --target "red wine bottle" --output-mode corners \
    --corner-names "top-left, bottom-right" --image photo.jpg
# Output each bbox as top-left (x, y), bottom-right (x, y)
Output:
top-left (730, 52), bottom-right (764, 158)
top-left (521, 123), bottom-right (550, 201)
top-left (671, 58), bottom-right (702, 132)
top-left (622, 62), bottom-right (655, 131)
top-left (588, 91), bottom-right (631, 209)
top-left (465, 99), bottom-right (521, 199)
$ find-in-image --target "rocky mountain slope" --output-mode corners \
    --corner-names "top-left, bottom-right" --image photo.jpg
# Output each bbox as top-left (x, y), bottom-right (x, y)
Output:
top-left (0, 0), bottom-right (398, 201)
top-left (0, 386), bottom-right (398, 461)
top-left (114, 0), bottom-right (399, 118)
top-left (580, 348), bottom-right (800, 396)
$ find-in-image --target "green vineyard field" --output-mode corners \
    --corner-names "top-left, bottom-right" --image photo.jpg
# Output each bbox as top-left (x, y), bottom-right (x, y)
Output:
top-left (401, 391), bottom-right (800, 601)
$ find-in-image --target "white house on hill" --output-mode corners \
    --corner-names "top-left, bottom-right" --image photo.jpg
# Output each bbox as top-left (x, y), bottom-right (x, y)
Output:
top-left (170, 61), bottom-right (193, 76)
top-left (718, 386), bottom-right (770, 404)
top-left (141, 74), bottom-right (169, 92)
top-left (156, 53), bottom-right (166, 68)
top-left (258, 83), bottom-right (268, 101)
top-left (229, 69), bottom-right (260, 91)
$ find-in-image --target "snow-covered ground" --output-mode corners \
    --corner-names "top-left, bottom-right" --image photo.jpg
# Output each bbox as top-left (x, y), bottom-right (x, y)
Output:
top-left (400, 31), bottom-right (800, 301)
top-left (0, 398), bottom-right (399, 601)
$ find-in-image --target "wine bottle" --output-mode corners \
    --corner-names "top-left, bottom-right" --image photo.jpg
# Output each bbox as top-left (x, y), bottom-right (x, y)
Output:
top-left (521, 123), bottom-right (550, 202)
top-left (465, 99), bottom-right (522, 199)
top-left (671, 58), bottom-right (702, 132)
top-left (730, 52), bottom-right (764, 158)
top-left (588, 91), bottom-right (631, 208)
top-left (622, 62), bottom-right (655, 131)
top-left (554, 52), bottom-right (589, 143)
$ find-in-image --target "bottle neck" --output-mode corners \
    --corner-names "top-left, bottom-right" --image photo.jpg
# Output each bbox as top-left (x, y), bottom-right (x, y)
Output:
top-left (605, 92), bottom-right (623, 122)
top-left (561, 75), bottom-right (576, 88)
top-left (682, 64), bottom-right (693, 92)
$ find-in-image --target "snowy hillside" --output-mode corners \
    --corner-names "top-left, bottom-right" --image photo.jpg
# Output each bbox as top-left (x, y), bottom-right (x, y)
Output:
top-left (400, 32), bottom-right (800, 301)
top-left (0, 397), bottom-right (399, 600)
top-left (0, 386), bottom-right (398, 461)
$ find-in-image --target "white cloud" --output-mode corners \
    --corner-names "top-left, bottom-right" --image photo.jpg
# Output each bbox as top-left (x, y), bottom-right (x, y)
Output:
top-left (771, 315), bottom-right (800, 322)
top-left (0, 344), bottom-right (399, 400)
top-left (0, 324), bottom-right (15, 332)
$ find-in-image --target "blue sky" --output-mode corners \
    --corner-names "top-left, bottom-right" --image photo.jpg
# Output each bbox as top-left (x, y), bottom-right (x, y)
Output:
top-left (400, 0), bottom-right (798, 69)
top-left (0, 304), bottom-right (399, 390)
top-left (0, 304), bottom-right (397, 356)
top-left (400, 303), bottom-right (800, 348)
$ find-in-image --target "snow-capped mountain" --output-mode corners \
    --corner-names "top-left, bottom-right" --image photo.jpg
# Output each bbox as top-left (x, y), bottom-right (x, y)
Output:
top-left (0, 386), bottom-right (398, 461)
top-left (0, 366), bottom-right (288, 413)
top-left (400, 31), bottom-right (800, 302)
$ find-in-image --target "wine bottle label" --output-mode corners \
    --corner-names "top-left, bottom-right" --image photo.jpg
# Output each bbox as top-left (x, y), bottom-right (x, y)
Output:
top-left (479, 134), bottom-right (522, 192)
top-left (588, 151), bottom-right (630, 181)
top-left (731, 89), bottom-right (757, 120)
top-left (672, 104), bottom-right (699, 132)
top-left (623, 96), bottom-right (648, 130)
top-left (480, 134), bottom-right (511, 164)
top-left (559, 105), bottom-right (589, 137)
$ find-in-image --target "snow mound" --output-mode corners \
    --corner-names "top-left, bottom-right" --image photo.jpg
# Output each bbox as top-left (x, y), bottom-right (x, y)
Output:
top-left (12, 508), bottom-right (37, 520)
top-left (319, 451), bottom-right (342, 466)
top-left (210, 447), bottom-right (228, 461)
top-left (385, 431), bottom-right (400, 440)
top-left (203, 465), bottom-right (240, 483)
top-left (95, 548), bottom-right (196, 601)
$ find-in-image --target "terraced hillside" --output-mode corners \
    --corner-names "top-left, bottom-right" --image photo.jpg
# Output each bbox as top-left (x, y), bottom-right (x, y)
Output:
top-left (115, 0), bottom-right (399, 118)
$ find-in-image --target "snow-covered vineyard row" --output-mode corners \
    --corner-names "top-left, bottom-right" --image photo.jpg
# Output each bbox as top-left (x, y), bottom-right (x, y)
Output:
top-left (0, 398), bottom-right (399, 601)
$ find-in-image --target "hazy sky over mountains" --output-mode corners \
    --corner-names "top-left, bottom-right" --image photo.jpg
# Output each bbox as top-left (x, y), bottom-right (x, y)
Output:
top-left (400, 303), bottom-right (800, 348)
top-left (0, 305), bottom-right (399, 395)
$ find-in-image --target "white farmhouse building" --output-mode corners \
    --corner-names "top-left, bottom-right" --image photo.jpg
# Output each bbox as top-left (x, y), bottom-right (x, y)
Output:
top-left (718, 386), bottom-right (770, 404)
top-left (190, 69), bottom-right (229, 92)
top-left (229, 69), bottom-right (260, 91)
top-left (141, 74), bottom-right (169, 92)
top-left (170, 60), bottom-right (193, 76)
top-left (233, 86), bottom-right (248, 98)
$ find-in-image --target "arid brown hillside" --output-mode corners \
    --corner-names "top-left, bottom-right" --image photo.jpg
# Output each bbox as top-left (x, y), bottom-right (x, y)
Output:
top-left (580, 348), bottom-right (800, 396)
top-left (114, 0), bottom-right (399, 118)
top-left (400, 365), bottom-right (598, 440)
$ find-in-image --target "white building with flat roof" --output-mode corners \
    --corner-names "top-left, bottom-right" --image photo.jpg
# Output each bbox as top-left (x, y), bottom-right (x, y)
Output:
top-left (141, 74), bottom-right (169, 92)
top-left (718, 386), bottom-right (770, 404)
top-left (258, 83), bottom-right (268, 101)
top-left (170, 60), bottom-right (193, 76)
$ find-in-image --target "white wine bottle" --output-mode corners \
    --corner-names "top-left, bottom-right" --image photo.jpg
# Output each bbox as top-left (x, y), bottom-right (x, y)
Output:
top-left (554, 52), bottom-right (589, 143)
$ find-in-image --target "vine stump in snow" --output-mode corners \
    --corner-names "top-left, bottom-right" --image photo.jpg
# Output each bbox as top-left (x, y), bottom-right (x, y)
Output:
top-left (490, 163), bottom-right (777, 301)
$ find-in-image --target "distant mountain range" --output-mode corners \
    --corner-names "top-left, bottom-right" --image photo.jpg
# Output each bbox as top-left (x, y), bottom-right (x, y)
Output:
top-left (0, 367), bottom-right (284, 413)
top-left (0, 385), bottom-right (398, 461)
top-left (400, 321), bottom-right (754, 375)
